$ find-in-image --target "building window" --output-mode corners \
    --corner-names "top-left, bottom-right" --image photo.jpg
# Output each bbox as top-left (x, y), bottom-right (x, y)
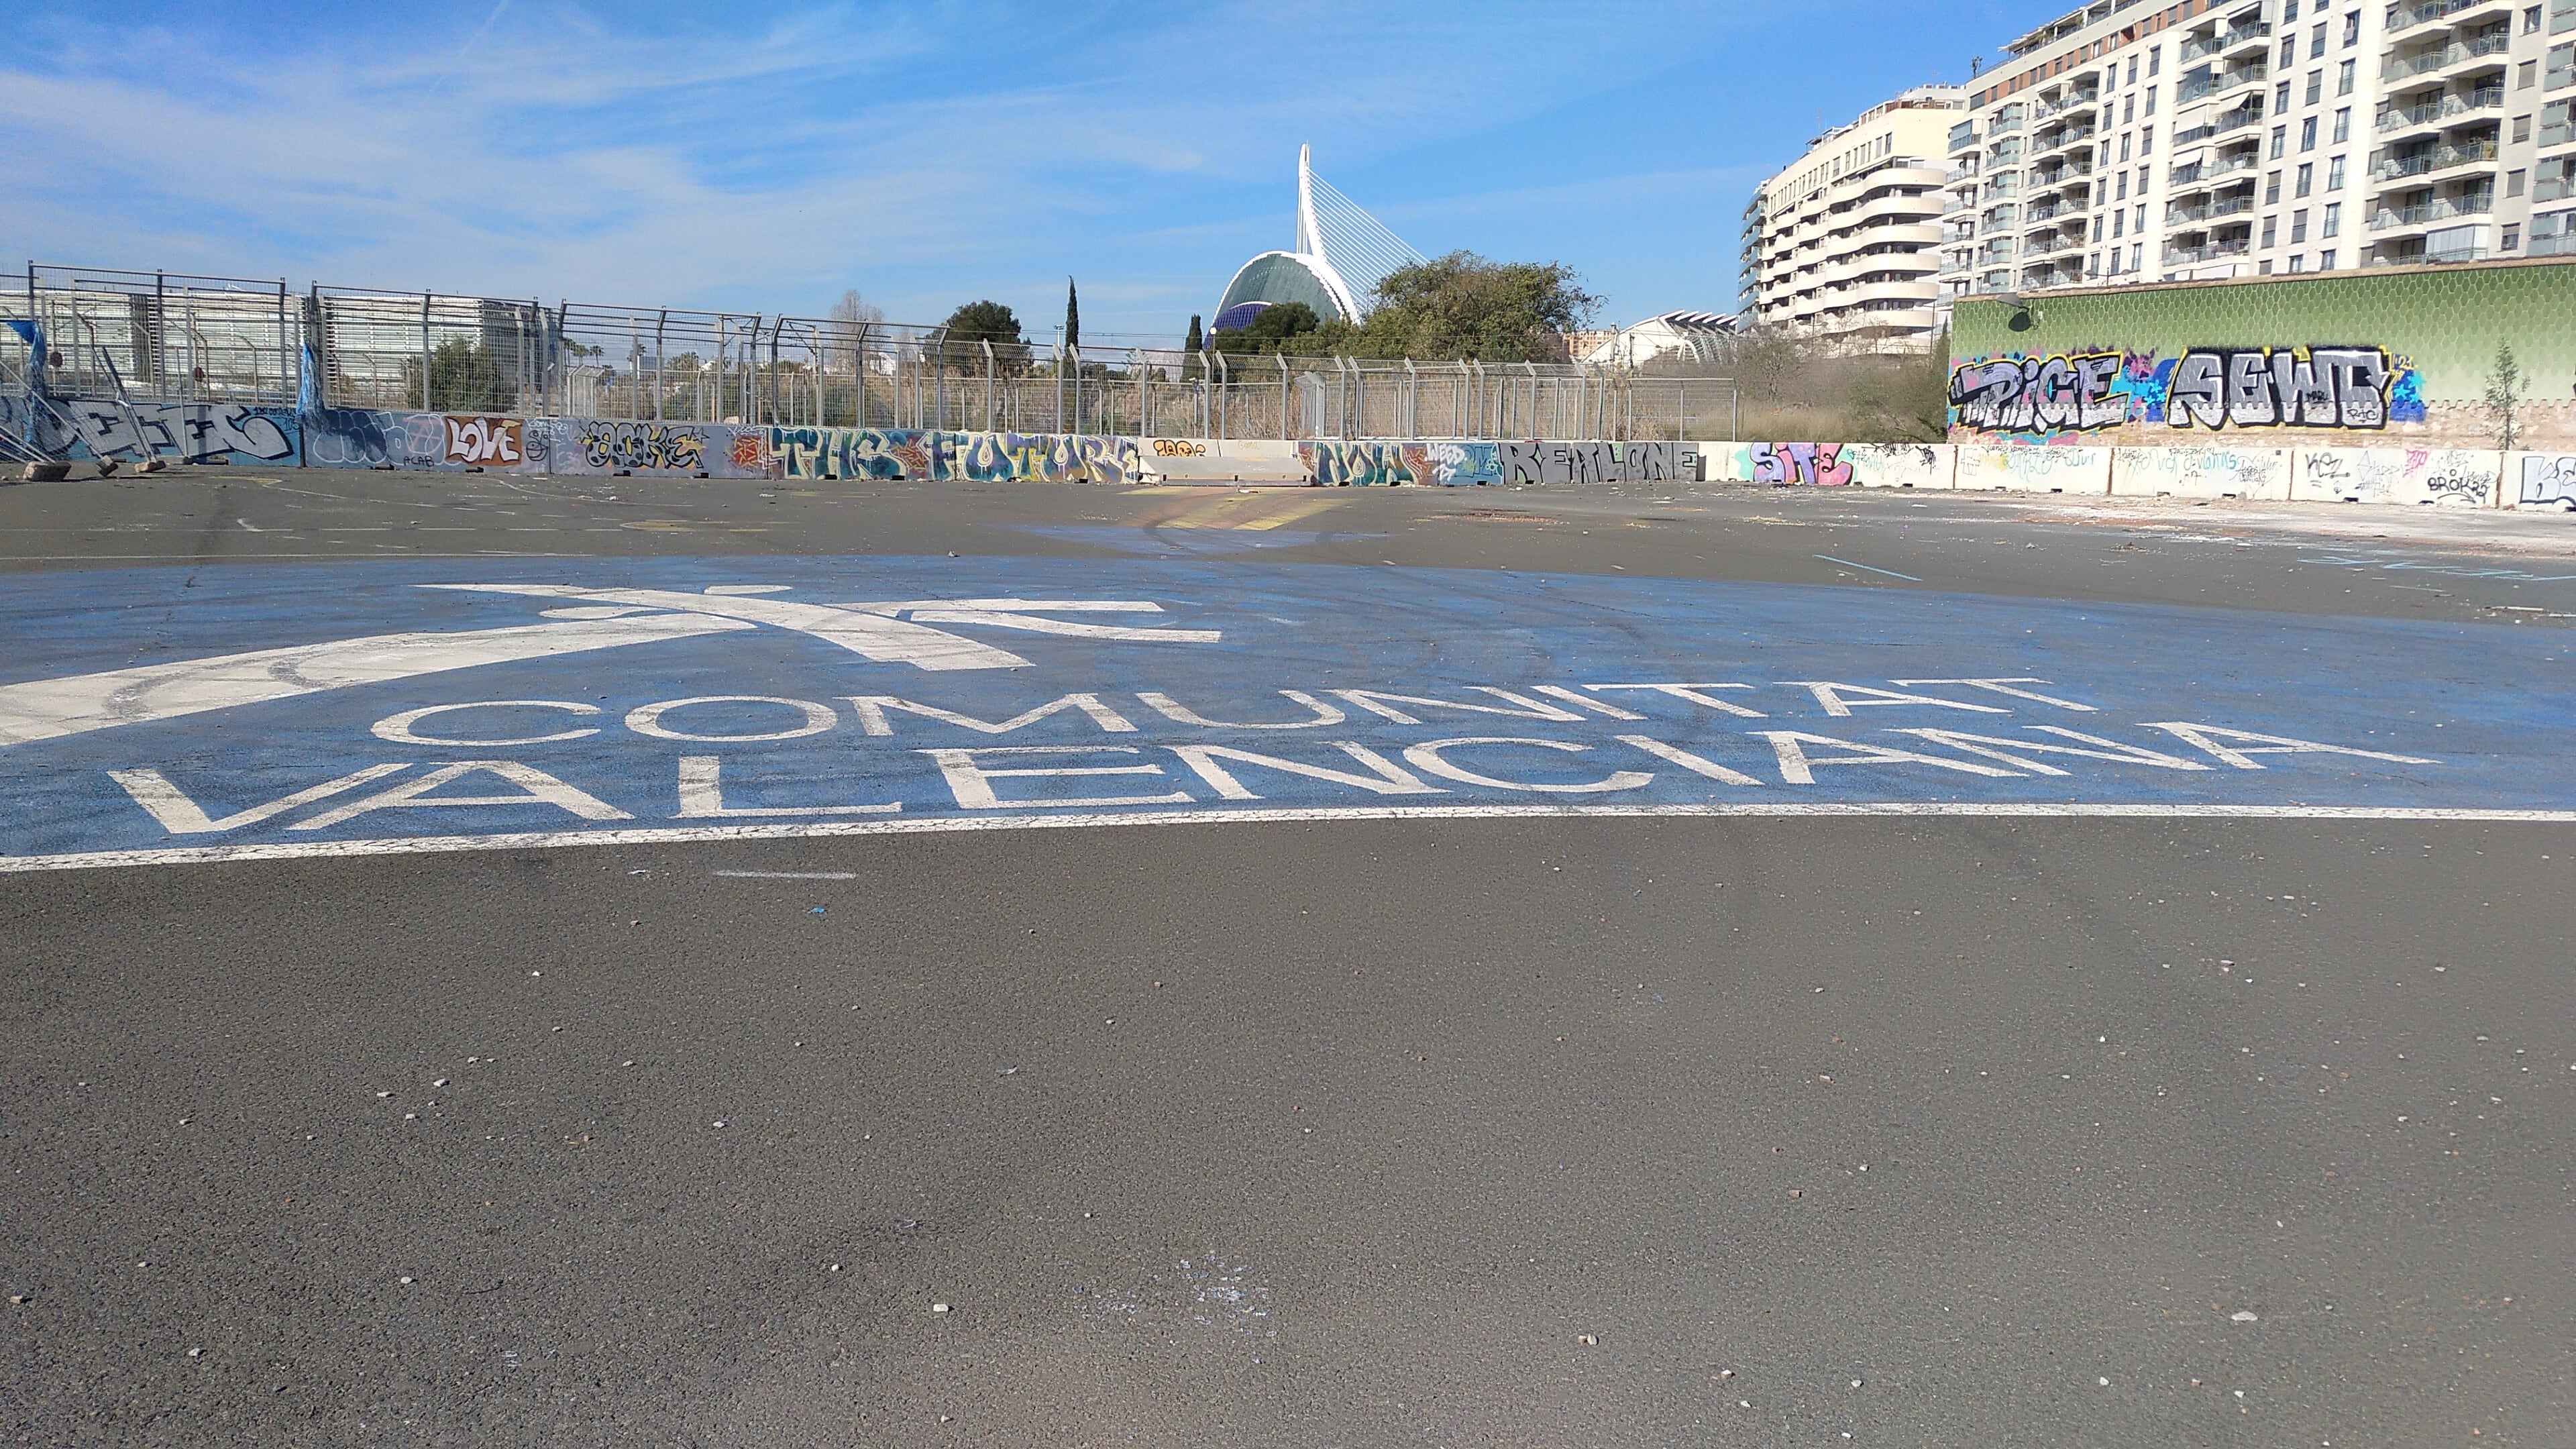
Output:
top-left (2267, 172), bottom-right (2284, 204)
top-left (2504, 223), bottom-right (2521, 250)
top-left (2292, 208), bottom-right (2310, 241)
top-left (2131, 241), bottom-right (2145, 270)
top-left (2521, 60), bottom-right (2539, 89)
top-left (2302, 71), bottom-right (2320, 107)
top-left (2094, 215), bottom-right (2106, 241)
top-left (2525, 5), bottom-right (2542, 33)
top-left (2333, 106), bottom-right (2351, 142)
top-left (2322, 201), bottom-right (2342, 236)
top-left (2328, 154), bottom-right (2347, 188)
top-left (2297, 162), bottom-right (2315, 195)
top-left (2149, 46), bottom-right (2160, 77)
top-left (2279, 38), bottom-right (2297, 69)
top-left (2118, 170), bottom-right (2131, 199)
top-left (2114, 210), bottom-right (2127, 237)
top-left (2127, 56), bottom-right (2139, 84)
top-left (2514, 113), bottom-right (2533, 142)
top-left (2510, 168), bottom-right (2527, 196)
top-left (2302, 116), bottom-right (2319, 150)
top-left (2141, 127), bottom-right (2154, 154)
top-left (2263, 215), bottom-right (2280, 247)
top-left (2125, 95), bottom-right (2137, 124)
top-left (2121, 132), bottom-right (2133, 160)
top-left (2314, 25), bottom-right (2330, 57)
top-left (2338, 58), bottom-right (2355, 95)
top-left (2275, 79), bottom-right (2293, 111)
top-left (2344, 11), bottom-right (2361, 46)
top-left (2319, 247), bottom-right (2337, 268)
top-left (2135, 202), bottom-right (2148, 231)
top-left (2260, 258), bottom-right (2276, 274)
top-left (2290, 254), bottom-right (2306, 272)
top-left (2284, 0), bottom-right (2299, 19)
top-left (2270, 125), bottom-right (2288, 159)
top-left (2145, 85), bottom-right (2157, 114)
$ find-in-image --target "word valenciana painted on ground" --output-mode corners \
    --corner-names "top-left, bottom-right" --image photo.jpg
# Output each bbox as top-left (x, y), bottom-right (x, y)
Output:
top-left (1947, 345), bottom-right (2424, 441)
top-left (5, 555), bottom-right (2567, 869)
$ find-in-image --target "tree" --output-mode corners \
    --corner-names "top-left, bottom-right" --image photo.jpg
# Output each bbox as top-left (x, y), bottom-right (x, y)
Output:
top-left (402, 337), bottom-right (515, 412)
top-left (938, 300), bottom-right (1030, 372)
top-left (1210, 301), bottom-right (1327, 355)
top-left (1350, 251), bottom-right (1601, 363)
top-left (2485, 341), bottom-right (2522, 450)
top-left (828, 289), bottom-right (883, 380)
top-left (1064, 278), bottom-right (1080, 357)
top-left (1184, 315), bottom-right (1203, 354)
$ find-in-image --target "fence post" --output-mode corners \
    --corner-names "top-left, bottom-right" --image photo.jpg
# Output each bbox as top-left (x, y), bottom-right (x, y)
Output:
top-left (982, 339), bottom-right (996, 432)
top-left (653, 309), bottom-right (667, 423)
top-left (1214, 349), bottom-right (1228, 439)
top-left (421, 291), bottom-right (433, 411)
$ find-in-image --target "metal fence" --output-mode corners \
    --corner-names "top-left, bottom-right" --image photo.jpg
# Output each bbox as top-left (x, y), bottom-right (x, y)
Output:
top-left (5, 262), bottom-right (1739, 442)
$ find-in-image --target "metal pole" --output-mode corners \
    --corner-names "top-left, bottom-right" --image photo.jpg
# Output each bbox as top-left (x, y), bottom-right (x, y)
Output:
top-left (275, 280), bottom-right (288, 405)
top-left (653, 310), bottom-right (667, 422)
top-left (421, 291), bottom-right (433, 411)
top-left (982, 338), bottom-right (996, 432)
top-left (1279, 354), bottom-right (1290, 439)
top-left (1055, 337), bottom-right (1065, 433)
top-left (1214, 349), bottom-right (1228, 439)
top-left (1135, 350), bottom-right (1147, 438)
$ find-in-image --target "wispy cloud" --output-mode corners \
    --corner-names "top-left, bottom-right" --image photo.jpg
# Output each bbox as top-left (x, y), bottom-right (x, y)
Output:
top-left (1, 0), bottom-right (1982, 332)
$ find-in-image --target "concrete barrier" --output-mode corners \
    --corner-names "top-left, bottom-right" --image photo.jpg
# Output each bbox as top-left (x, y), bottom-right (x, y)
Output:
top-left (2505, 451), bottom-right (2576, 511)
top-left (2110, 445), bottom-right (2293, 500)
top-left (1955, 444), bottom-right (2112, 494)
top-left (1140, 438), bottom-right (1309, 484)
top-left (2290, 447), bottom-right (2501, 506)
top-left (1841, 443), bottom-right (1957, 489)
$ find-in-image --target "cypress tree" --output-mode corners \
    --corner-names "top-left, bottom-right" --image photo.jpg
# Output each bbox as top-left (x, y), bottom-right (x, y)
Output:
top-left (1064, 278), bottom-right (1080, 356)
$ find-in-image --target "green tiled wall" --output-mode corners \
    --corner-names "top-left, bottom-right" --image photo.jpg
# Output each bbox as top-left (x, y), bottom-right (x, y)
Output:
top-left (1953, 261), bottom-right (2576, 402)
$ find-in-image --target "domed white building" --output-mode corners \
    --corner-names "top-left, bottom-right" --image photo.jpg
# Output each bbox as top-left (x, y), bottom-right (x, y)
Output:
top-left (1214, 146), bottom-right (1424, 331)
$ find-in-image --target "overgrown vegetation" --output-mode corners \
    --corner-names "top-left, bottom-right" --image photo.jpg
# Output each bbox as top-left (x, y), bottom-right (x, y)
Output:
top-left (399, 338), bottom-right (516, 413)
top-left (1701, 329), bottom-right (1952, 443)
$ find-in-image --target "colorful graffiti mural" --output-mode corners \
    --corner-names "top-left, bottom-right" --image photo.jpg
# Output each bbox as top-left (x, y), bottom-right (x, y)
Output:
top-left (2514, 454), bottom-right (2576, 509)
top-left (1498, 440), bottom-right (1697, 485)
top-left (1949, 345), bottom-right (2425, 441)
top-left (443, 415), bottom-right (523, 468)
top-left (765, 429), bottom-right (1145, 486)
top-left (1748, 441), bottom-right (1856, 486)
top-left (59, 400), bottom-right (301, 466)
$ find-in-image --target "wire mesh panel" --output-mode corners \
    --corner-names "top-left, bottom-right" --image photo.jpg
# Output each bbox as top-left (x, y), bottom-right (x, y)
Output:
top-left (9, 260), bottom-right (1739, 446)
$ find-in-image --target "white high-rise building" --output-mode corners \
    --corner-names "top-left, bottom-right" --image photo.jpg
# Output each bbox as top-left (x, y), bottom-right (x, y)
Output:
top-left (1933, 0), bottom-right (2576, 300)
top-left (1739, 86), bottom-right (1966, 351)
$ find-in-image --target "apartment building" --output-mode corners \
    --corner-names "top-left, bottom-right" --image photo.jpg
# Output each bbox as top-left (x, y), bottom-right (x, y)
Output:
top-left (1933, 0), bottom-right (2576, 301)
top-left (1738, 86), bottom-right (1965, 350)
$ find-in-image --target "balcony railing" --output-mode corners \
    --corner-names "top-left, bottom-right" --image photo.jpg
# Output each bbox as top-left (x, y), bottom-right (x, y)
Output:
top-left (2542, 120), bottom-right (2575, 147)
top-left (2373, 139), bottom-right (2502, 179)
top-left (2180, 21), bottom-right (2271, 62)
top-left (2388, 0), bottom-right (2500, 34)
top-left (2376, 88), bottom-right (2504, 130)
top-left (2167, 194), bottom-right (2259, 223)
top-left (2177, 62), bottom-right (2269, 104)
top-left (2383, 34), bottom-right (2511, 80)
top-left (2368, 194), bottom-right (2498, 228)
top-left (2163, 239), bottom-right (2254, 264)
top-left (2173, 105), bottom-right (2265, 144)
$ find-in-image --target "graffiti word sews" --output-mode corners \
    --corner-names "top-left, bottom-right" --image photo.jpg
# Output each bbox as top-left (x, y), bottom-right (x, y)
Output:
top-left (443, 415), bottom-right (523, 467)
top-left (581, 422), bottom-right (705, 472)
top-left (1750, 442), bottom-right (1854, 487)
top-left (2166, 345), bottom-right (2390, 431)
top-left (1948, 352), bottom-right (2127, 436)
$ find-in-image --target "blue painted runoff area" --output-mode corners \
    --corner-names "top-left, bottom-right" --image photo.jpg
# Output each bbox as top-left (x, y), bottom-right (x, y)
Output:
top-left (0, 555), bottom-right (2569, 867)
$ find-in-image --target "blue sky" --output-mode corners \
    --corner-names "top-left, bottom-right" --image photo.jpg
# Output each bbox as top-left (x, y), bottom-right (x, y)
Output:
top-left (1, 1), bottom-right (2046, 343)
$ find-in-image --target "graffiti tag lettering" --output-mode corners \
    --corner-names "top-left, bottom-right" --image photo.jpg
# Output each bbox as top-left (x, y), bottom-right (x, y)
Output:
top-left (2165, 346), bottom-right (2390, 431)
top-left (1750, 442), bottom-right (1854, 486)
top-left (443, 415), bottom-right (523, 467)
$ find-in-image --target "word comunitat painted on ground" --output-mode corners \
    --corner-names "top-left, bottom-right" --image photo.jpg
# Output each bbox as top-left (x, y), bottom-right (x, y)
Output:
top-left (1947, 345), bottom-right (2424, 441)
top-left (4, 559), bottom-right (2559, 869)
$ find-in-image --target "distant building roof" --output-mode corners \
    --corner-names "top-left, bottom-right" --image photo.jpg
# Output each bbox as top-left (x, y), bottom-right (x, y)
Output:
top-left (1580, 311), bottom-right (1741, 366)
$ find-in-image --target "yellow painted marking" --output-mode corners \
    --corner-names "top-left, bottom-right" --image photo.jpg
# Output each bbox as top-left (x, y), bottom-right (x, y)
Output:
top-left (1236, 494), bottom-right (1342, 531)
top-left (1159, 493), bottom-right (1279, 529)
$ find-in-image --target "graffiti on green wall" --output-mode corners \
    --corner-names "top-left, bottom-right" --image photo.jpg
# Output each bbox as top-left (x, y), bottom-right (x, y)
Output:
top-left (1948, 345), bottom-right (2424, 441)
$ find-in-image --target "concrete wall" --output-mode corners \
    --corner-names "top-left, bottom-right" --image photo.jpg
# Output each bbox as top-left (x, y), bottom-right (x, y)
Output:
top-left (1955, 443), bottom-right (2112, 494)
top-left (2110, 445), bottom-right (2294, 501)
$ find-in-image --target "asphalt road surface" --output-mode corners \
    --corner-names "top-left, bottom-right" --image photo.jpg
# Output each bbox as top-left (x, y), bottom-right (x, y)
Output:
top-left (4, 467), bottom-right (2573, 1447)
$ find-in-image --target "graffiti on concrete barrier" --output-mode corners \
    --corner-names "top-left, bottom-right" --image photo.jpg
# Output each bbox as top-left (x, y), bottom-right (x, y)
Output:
top-left (1152, 438), bottom-right (1209, 458)
top-left (728, 431), bottom-right (767, 473)
top-left (1951, 346), bottom-right (2425, 439)
top-left (765, 428), bottom-right (1143, 485)
top-left (63, 400), bottom-right (301, 466)
top-left (1947, 352), bottom-right (2131, 437)
top-left (2518, 454), bottom-right (2576, 508)
top-left (2163, 346), bottom-right (2393, 431)
top-left (2294, 446), bottom-right (2497, 505)
top-left (1302, 441), bottom-right (1421, 486)
top-left (1417, 441), bottom-right (1501, 486)
top-left (1750, 441), bottom-right (1854, 486)
top-left (444, 415), bottom-right (523, 468)
top-left (580, 421), bottom-right (705, 473)
top-left (1499, 440), bottom-right (1693, 485)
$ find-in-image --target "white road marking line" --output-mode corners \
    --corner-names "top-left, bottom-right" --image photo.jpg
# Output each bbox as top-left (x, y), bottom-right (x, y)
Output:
top-left (1814, 554), bottom-right (1921, 582)
top-left (713, 870), bottom-right (859, 880)
top-left (5, 802), bottom-right (2571, 874)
